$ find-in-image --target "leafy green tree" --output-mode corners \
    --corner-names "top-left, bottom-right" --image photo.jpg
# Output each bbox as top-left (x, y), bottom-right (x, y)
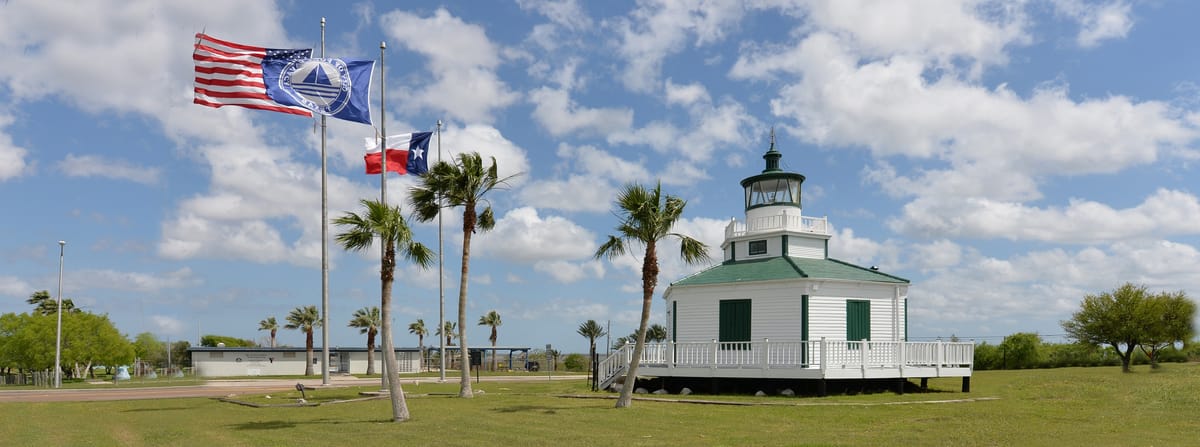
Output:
top-left (478, 310), bottom-right (502, 371)
top-left (1137, 290), bottom-right (1196, 369)
top-left (200, 335), bottom-right (255, 347)
top-left (411, 152), bottom-right (516, 398)
top-left (563, 353), bottom-right (587, 372)
top-left (576, 320), bottom-right (607, 374)
top-left (258, 317), bottom-right (279, 348)
top-left (1062, 283), bottom-right (1148, 372)
top-left (284, 305), bottom-right (321, 376)
top-left (998, 332), bottom-right (1042, 369)
top-left (170, 340), bottom-right (192, 369)
top-left (335, 198), bottom-right (434, 422)
top-left (349, 307), bottom-right (382, 375)
top-left (408, 319), bottom-right (428, 371)
top-left (132, 332), bottom-right (166, 372)
top-left (595, 182), bottom-right (709, 408)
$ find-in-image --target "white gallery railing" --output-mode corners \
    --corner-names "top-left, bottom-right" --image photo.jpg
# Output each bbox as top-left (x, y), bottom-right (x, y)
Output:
top-left (601, 338), bottom-right (973, 383)
top-left (725, 215), bottom-right (830, 238)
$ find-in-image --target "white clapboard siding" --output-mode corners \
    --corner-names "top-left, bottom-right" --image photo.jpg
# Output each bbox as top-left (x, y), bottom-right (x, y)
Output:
top-left (788, 236), bottom-right (825, 259)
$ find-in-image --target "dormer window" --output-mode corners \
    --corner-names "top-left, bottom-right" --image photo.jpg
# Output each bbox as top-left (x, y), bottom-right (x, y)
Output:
top-left (748, 240), bottom-right (767, 256)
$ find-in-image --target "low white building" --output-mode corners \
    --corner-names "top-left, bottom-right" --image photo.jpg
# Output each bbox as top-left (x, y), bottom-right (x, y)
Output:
top-left (189, 346), bottom-right (421, 377)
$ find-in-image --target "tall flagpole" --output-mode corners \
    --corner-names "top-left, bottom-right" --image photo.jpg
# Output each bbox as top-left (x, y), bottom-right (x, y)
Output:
top-left (379, 41), bottom-right (390, 392)
top-left (437, 120), bottom-right (446, 382)
top-left (319, 16), bottom-right (331, 387)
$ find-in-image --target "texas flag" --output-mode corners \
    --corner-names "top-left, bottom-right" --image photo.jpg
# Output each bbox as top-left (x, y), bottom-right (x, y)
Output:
top-left (363, 132), bottom-right (432, 175)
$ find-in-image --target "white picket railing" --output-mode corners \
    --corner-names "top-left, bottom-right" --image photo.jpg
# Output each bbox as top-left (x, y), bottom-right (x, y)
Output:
top-left (725, 215), bottom-right (830, 238)
top-left (596, 339), bottom-right (974, 388)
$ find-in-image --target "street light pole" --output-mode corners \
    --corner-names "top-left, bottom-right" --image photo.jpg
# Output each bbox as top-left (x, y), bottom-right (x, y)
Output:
top-left (54, 240), bottom-right (65, 389)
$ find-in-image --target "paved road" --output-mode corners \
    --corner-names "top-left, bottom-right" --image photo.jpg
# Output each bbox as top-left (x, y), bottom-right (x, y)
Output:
top-left (0, 375), bottom-right (585, 403)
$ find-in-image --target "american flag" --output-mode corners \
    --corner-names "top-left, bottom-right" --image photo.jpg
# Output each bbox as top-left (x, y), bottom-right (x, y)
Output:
top-left (192, 33), bottom-right (314, 117)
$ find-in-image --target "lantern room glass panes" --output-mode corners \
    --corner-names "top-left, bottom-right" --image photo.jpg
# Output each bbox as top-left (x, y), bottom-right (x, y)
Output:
top-left (745, 177), bottom-right (800, 208)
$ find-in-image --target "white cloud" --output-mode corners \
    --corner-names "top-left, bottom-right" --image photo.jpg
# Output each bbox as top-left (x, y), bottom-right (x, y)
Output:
top-left (528, 87), bottom-right (634, 137)
top-left (74, 268), bottom-right (201, 293)
top-left (664, 79), bottom-right (710, 106)
top-left (609, 0), bottom-right (747, 91)
top-left (150, 315), bottom-right (186, 336)
top-left (473, 207), bottom-right (598, 263)
top-left (1050, 0), bottom-right (1133, 48)
top-left (59, 154), bottom-right (162, 185)
top-left (534, 260), bottom-right (605, 283)
top-left (0, 113), bottom-right (29, 181)
top-left (380, 8), bottom-right (519, 123)
top-left (888, 189), bottom-right (1200, 243)
top-left (0, 276), bottom-right (35, 297)
top-left (827, 227), bottom-right (903, 271)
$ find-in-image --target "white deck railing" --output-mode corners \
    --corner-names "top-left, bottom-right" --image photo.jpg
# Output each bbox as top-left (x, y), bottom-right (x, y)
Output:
top-left (598, 339), bottom-right (973, 387)
top-left (725, 215), bottom-right (830, 238)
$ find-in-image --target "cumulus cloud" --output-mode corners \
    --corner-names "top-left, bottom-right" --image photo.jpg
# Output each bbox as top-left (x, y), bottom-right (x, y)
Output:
top-left (609, 0), bottom-right (747, 91)
top-left (59, 154), bottom-right (162, 185)
top-left (528, 87), bottom-right (634, 137)
top-left (150, 315), bottom-right (186, 335)
top-left (534, 260), bottom-right (605, 283)
top-left (1050, 0), bottom-right (1133, 48)
top-left (473, 207), bottom-right (598, 263)
top-left (74, 268), bottom-right (201, 293)
top-left (0, 114), bottom-right (29, 181)
top-left (381, 8), bottom-right (519, 123)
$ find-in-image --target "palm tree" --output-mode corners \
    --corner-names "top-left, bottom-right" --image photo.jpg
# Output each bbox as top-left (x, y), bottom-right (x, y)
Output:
top-left (438, 321), bottom-right (458, 346)
top-left (411, 152), bottom-right (517, 398)
top-left (478, 310), bottom-right (502, 371)
top-left (257, 317), bottom-right (278, 348)
top-left (408, 319), bottom-right (428, 371)
top-left (348, 307), bottom-right (382, 375)
top-left (594, 182), bottom-right (709, 408)
top-left (334, 198), bottom-right (434, 422)
top-left (577, 320), bottom-right (607, 376)
top-left (27, 290), bottom-right (79, 315)
top-left (647, 323), bottom-right (668, 343)
top-left (284, 305), bottom-right (321, 376)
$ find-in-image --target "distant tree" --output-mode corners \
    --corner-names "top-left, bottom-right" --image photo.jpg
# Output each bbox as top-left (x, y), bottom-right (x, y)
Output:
top-left (998, 333), bottom-right (1042, 369)
top-left (646, 324), bottom-right (668, 343)
top-left (438, 321), bottom-right (458, 346)
top-left (1137, 290), bottom-right (1196, 369)
top-left (258, 317), bottom-right (279, 348)
top-left (595, 182), bottom-right (709, 408)
top-left (1062, 283), bottom-right (1151, 372)
top-left (200, 335), bottom-right (255, 348)
top-left (349, 307), bottom-right (382, 375)
top-left (285, 305), bottom-right (321, 376)
top-left (170, 340), bottom-right (192, 369)
top-left (26, 290), bottom-right (79, 315)
top-left (132, 332), bottom-right (166, 371)
top-left (408, 319), bottom-right (428, 371)
top-left (563, 353), bottom-right (587, 372)
top-left (576, 320), bottom-right (607, 374)
top-left (478, 310), bottom-right (502, 371)
top-left (412, 152), bottom-right (517, 398)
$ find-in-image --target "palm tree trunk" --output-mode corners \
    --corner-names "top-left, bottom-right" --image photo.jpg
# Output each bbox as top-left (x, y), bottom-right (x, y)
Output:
top-left (270, 330), bottom-right (276, 348)
top-left (617, 242), bottom-right (658, 408)
top-left (366, 331), bottom-right (376, 375)
top-left (457, 224), bottom-right (474, 398)
top-left (305, 329), bottom-right (314, 376)
top-left (381, 246), bottom-right (410, 421)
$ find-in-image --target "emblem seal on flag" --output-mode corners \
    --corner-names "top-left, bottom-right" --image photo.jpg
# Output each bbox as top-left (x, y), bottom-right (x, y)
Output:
top-left (277, 58), bottom-right (354, 115)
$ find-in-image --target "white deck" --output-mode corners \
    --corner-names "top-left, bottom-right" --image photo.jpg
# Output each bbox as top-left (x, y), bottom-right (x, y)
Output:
top-left (598, 339), bottom-right (973, 389)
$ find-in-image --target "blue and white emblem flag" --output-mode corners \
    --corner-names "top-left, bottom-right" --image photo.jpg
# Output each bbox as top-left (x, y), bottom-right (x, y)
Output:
top-left (263, 57), bottom-right (375, 125)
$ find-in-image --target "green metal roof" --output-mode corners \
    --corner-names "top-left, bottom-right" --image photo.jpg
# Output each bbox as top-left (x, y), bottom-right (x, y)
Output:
top-left (671, 256), bottom-right (908, 287)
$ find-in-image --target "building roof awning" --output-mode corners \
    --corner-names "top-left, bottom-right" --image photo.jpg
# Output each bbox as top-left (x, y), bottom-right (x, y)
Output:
top-left (671, 256), bottom-right (908, 287)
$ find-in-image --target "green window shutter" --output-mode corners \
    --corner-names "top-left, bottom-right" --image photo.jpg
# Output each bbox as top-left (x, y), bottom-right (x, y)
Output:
top-left (846, 300), bottom-right (870, 342)
top-left (719, 299), bottom-right (752, 349)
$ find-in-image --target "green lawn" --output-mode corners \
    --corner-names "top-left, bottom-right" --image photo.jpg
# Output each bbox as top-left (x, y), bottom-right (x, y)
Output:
top-left (3, 364), bottom-right (1197, 446)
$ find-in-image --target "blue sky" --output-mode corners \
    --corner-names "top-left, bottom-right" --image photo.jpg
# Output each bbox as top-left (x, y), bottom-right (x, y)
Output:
top-left (2, 0), bottom-right (1199, 354)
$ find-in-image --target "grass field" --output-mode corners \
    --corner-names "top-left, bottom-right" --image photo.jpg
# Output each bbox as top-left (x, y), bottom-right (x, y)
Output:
top-left (3, 363), bottom-right (1197, 446)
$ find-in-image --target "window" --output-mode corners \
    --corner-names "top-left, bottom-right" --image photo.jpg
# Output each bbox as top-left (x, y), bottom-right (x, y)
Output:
top-left (209, 351), bottom-right (223, 359)
top-left (719, 299), bottom-right (752, 350)
top-left (748, 240), bottom-right (767, 256)
top-left (283, 352), bottom-right (296, 358)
